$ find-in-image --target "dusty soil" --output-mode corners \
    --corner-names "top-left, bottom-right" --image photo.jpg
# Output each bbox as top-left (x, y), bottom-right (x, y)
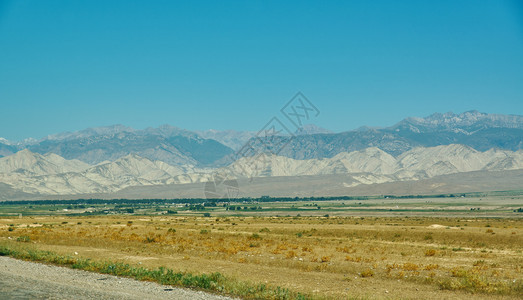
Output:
top-left (0, 256), bottom-right (233, 300)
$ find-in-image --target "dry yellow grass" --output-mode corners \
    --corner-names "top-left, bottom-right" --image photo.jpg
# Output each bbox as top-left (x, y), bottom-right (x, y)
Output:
top-left (0, 216), bottom-right (521, 299)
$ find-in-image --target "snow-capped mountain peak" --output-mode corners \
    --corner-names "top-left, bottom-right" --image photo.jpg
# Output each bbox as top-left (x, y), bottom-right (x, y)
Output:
top-left (390, 110), bottom-right (523, 134)
top-left (0, 137), bottom-right (12, 145)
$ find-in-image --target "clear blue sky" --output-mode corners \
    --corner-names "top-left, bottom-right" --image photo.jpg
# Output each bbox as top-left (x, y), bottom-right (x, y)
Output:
top-left (1, 0), bottom-right (522, 141)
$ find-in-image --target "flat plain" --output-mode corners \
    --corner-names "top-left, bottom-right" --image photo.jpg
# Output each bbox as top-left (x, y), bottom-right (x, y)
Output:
top-left (0, 194), bottom-right (521, 299)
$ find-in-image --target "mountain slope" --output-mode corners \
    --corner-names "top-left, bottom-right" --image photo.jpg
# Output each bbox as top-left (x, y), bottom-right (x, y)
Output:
top-left (0, 145), bottom-right (521, 196)
top-left (390, 110), bottom-right (523, 133)
top-left (27, 128), bottom-right (234, 166)
top-left (0, 140), bottom-right (18, 158)
top-left (252, 111), bottom-right (523, 159)
top-left (0, 151), bottom-right (211, 195)
top-left (0, 149), bottom-right (90, 175)
top-left (3, 110), bottom-right (522, 167)
top-left (227, 144), bottom-right (523, 181)
top-left (99, 169), bottom-right (523, 200)
top-left (195, 129), bottom-right (255, 150)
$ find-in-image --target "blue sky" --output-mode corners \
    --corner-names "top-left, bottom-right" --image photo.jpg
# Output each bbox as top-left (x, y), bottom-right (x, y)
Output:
top-left (1, 0), bottom-right (522, 141)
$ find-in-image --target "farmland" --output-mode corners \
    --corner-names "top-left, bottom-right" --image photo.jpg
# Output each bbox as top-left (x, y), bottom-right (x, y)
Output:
top-left (0, 194), bottom-right (522, 299)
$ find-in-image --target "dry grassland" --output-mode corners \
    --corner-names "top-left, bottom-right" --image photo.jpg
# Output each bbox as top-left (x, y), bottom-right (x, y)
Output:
top-left (0, 216), bottom-right (521, 299)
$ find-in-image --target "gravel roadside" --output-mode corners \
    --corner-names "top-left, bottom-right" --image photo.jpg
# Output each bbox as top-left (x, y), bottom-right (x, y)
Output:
top-left (0, 256), bottom-right (234, 300)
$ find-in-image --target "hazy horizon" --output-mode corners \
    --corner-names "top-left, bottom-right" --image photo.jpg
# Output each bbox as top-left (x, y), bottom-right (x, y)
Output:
top-left (2, 109), bottom-right (519, 142)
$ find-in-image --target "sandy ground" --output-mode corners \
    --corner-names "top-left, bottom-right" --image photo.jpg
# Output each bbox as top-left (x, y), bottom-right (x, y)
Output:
top-left (0, 256), bottom-right (233, 300)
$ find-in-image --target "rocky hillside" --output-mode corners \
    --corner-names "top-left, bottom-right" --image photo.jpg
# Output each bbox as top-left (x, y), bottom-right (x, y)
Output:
top-left (0, 145), bottom-right (521, 196)
top-left (0, 150), bottom-right (212, 195)
top-left (249, 111), bottom-right (523, 159)
top-left (0, 149), bottom-right (90, 175)
top-left (5, 125), bottom-right (234, 167)
top-left (228, 144), bottom-right (523, 180)
top-left (0, 111), bottom-right (521, 169)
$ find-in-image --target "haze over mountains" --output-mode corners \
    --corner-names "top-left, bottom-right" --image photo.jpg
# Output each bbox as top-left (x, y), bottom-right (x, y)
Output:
top-left (0, 110), bottom-right (522, 199)
top-left (0, 125), bottom-right (234, 166)
top-left (264, 110), bottom-right (523, 159)
top-left (1, 110), bottom-right (521, 165)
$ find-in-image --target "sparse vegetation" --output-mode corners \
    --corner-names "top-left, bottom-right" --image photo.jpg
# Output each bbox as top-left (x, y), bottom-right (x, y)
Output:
top-left (0, 245), bottom-right (308, 299)
top-left (360, 269), bottom-right (374, 278)
top-left (0, 196), bottom-right (521, 299)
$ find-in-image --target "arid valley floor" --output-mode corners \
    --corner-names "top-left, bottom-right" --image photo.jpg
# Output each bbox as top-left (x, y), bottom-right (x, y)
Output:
top-left (0, 194), bottom-right (521, 299)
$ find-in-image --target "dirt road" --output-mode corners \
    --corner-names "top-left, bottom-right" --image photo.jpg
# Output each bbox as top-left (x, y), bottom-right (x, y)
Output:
top-left (0, 256), bottom-right (233, 299)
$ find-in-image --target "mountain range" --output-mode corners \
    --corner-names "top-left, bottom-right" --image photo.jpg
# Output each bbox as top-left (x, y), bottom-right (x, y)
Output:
top-left (0, 110), bottom-right (521, 199)
top-left (1, 111), bottom-right (521, 168)
top-left (1, 125), bottom-right (234, 167)
top-left (0, 149), bottom-right (211, 195)
top-left (252, 111), bottom-right (523, 160)
top-left (0, 144), bottom-right (521, 197)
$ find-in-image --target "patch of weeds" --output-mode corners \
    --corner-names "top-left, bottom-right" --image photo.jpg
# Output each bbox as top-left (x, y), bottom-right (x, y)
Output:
top-left (16, 236), bottom-right (31, 243)
top-left (320, 256), bottom-right (331, 263)
top-left (360, 269), bottom-right (374, 277)
top-left (473, 260), bottom-right (486, 267)
top-left (439, 267), bottom-right (522, 295)
top-left (144, 236), bottom-right (157, 243)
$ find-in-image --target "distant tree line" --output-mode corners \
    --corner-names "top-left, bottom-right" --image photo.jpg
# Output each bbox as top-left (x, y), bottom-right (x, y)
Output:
top-left (0, 193), bottom-right (477, 206)
top-left (226, 205), bottom-right (262, 211)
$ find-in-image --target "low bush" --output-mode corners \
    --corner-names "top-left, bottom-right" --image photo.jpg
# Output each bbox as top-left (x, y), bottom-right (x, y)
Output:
top-left (360, 269), bottom-right (374, 277)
